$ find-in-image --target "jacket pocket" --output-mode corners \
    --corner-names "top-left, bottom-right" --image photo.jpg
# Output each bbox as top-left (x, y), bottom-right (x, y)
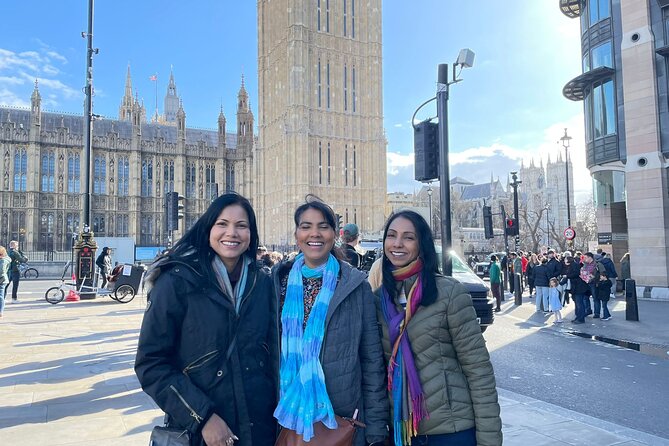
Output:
top-left (182, 349), bottom-right (219, 375)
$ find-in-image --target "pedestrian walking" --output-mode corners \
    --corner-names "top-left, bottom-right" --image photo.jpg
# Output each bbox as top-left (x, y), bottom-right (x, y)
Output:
top-left (489, 255), bottom-right (502, 312)
top-left (599, 253), bottom-right (618, 298)
top-left (594, 271), bottom-right (613, 321)
top-left (95, 247), bottom-right (113, 288)
top-left (5, 240), bottom-right (27, 303)
top-left (272, 196), bottom-right (388, 446)
top-left (581, 252), bottom-right (598, 316)
top-left (532, 258), bottom-right (550, 314)
top-left (377, 210), bottom-right (502, 446)
top-left (135, 193), bottom-right (278, 446)
top-left (548, 278), bottom-right (563, 324)
top-left (526, 253), bottom-right (539, 298)
top-left (0, 246), bottom-right (10, 318)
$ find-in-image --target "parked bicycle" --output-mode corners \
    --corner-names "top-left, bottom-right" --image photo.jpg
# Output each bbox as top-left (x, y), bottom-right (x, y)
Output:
top-left (18, 263), bottom-right (39, 279)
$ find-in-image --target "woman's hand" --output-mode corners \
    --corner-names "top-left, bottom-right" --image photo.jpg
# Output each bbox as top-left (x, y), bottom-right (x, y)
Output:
top-left (201, 413), bottom-right (239, 446)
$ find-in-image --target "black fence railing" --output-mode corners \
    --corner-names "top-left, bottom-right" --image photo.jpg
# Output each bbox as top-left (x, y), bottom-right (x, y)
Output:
top-left (22, 250), bottom-right (75, 263)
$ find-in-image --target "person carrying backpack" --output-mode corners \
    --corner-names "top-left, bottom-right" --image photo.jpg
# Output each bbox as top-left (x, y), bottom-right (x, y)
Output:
top-left (5, 240), bottom-right (27, 303)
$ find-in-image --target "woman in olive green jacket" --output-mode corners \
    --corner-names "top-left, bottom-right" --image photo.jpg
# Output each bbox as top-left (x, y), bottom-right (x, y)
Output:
top-left (374, 210), bottom-right (502, 446)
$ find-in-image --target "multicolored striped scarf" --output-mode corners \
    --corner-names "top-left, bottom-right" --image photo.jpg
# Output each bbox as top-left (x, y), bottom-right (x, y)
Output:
top-left (380, 258), bottom-right (428, 446)
top-left (274, 253), bottom-right (340, 441)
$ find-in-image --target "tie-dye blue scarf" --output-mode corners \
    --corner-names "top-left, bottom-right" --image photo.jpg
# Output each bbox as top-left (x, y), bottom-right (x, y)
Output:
top-left (274, 253), bottom-right (340, 441)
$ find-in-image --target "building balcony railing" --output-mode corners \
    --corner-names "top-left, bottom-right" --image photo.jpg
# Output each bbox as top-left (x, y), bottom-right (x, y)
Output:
top-left (562, 66), bottom-right (615, 101)
top-left (559, 0), bottom-right (583, 18)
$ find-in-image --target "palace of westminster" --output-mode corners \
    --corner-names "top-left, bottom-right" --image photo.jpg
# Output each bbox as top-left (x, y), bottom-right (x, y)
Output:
top-left (0, 1), bottom-right (387, 251)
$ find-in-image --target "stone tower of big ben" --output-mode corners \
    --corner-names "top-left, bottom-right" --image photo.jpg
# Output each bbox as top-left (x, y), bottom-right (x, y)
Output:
top-left (257, 0), bottom-right (387, 247)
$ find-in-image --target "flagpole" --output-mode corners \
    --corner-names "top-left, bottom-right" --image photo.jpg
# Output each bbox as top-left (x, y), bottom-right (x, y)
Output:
top-left (154, 74), bottom-right (158, 121)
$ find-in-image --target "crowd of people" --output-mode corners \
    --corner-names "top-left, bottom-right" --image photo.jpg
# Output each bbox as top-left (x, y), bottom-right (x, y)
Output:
top-left (487, 248), bottom-right (630, 325)
top-left (135, 193), bottom-right (503, 446)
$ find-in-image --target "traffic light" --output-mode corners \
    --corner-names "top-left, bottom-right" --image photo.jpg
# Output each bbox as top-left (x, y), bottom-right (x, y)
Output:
top-left (505, 217), bottom-right (518, 236)
top-left (414, 120), bottom-right (439, 182)
top-left (482, 205), bottom-right (494, 239)
top-left (166, 192), bottom-right (186, 231)
top-left (335, 213), bottom-right (343, 232)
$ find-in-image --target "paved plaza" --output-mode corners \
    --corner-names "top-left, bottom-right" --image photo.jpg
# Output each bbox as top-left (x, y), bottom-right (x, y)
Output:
top-left (0, 281), bottom-right (667, 445)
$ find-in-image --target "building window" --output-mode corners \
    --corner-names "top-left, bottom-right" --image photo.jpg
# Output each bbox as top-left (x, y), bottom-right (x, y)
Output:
top-left (591, 41), bottom-right (613, 70)
top-left (11, 212), bottom-right (26, 243)
top-left (352, 66), bottom-right (357, 112)
top-left (39, 212), bottom-right (55, 250)
top-left (67, 153), bottom-right (80, 193)
top-left (41, 151), bottom-right (55, 192)
top-left (116, 214), bottom-right (129, 237)
top-left (66, 213), bottom-right (80, 239)
top-left (117, 156), bottom-right (129, 196)
top-left (93, 214), bottom-right (106, 236)
top-left (344, 146), bottom-right (348, 186)
top-left (343, 0), bottom-right (347, 36)
top-left (582, 52), bottom-right (590, 73)
top-left (317, 0), bottom-right (321, 31)
top-left (354, 208), bottom-right (357, 225)
top-left (318, 58), bottom-right (322, 107)
top-left (327, 142), bottom-right (332, 185)
top-left (585, 78), bottom-right (616, 141)
top-left (205, 163), bottom-right (217, 196)
top-left (225, 164), bottom-right (234, 194)
top-left (326, 0), bottom-right (330, 32)
top-left (93, 156), bottom-right (106, 194)
top-left (327, 62), bottom-right (331, 109)
top-left (588, 0), bottom-right (611, 27)
top-left (186, 162), bottom-right (196, 198)
top-left (141, 159), bottom-right (153, 197)
top-left (318, 141), bottom-right (323, 185)
top-left (353, 145), bottom-right (357, 186)
top-left (344, 64), bottom-right (348, 111)
top-left (163, 160), bottom-right (174, 195)
top-left (352, 0), bottom-right (356, 38)
top-left (13, 148), bottom-right (27, 191)
top-left (140, 215), bottom-right (154, 245)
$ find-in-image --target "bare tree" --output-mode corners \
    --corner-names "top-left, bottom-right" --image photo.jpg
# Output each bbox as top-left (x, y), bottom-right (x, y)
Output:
top-left (573, 195), bottom-right (597, 250)
top-left (520, 206), bottom-right (548, 253)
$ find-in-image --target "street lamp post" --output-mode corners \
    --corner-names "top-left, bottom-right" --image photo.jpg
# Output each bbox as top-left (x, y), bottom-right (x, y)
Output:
top-left (510, 171), bottom-right (521, 251)
top-left (559, 128), bottom-right (572, 229)
top-left (436, 49), bottom-right (475, 277)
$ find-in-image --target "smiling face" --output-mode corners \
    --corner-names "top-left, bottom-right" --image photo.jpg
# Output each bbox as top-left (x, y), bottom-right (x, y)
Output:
top-left (384, 216), bottom-right (420, 268)
top-left (209, 204), bottom-right (251, 271)
top-left (295, 207), bottom-right (336, 268)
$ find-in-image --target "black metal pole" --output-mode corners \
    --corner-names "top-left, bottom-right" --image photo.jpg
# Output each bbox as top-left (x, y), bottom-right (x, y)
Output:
top-left (501, 204), bottom-right (508, 292)
top-left (82, 0), bottom-right (94, 230)
top-left (560, 128), bottom-right (572, 229)
top-left (437, 64), bottom-right (452, 277)
top-left (510, 172), bottom-right (521, 251)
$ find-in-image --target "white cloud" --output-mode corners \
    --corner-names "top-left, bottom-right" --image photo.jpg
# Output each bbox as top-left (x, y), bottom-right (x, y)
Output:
top-left (0, 46), bottom-right (75, 108)
top-left (0, 88), bottom-right (29, 107)
top-left (393, 123), bottom-right (403, 128)
top-left (386, 114), bottom-right (590, 201)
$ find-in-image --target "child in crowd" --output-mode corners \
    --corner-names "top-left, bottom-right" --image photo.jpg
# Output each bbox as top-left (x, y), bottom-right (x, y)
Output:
top-left (548, 278), bottom-right (563, 324)
top-left (595, 271), bottom-right (613, 321)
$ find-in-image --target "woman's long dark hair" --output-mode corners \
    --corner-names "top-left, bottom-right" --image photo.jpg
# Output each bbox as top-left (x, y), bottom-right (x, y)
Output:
top-left (293, 195), bottom-right (344, 261)
top-left (381, 210), bottom-right (439, 306)
top-left (167, 193), bottom-right (259, 281)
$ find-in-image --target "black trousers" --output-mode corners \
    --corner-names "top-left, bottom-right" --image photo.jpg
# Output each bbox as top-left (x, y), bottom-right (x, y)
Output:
top-left (4, 270), bottom-right (20, 300)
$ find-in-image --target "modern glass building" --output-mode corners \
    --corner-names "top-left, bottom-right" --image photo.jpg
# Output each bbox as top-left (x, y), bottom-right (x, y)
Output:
top-left (561, 0), bottom-right (669, 294)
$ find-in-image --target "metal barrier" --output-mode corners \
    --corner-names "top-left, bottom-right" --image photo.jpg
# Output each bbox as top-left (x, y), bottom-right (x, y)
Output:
top-left (625, 279), bottom-right (639, 321)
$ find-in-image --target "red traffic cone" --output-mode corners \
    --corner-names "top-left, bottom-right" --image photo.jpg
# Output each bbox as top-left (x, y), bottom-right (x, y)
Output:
top-left (65, 290), bottom-right (80, 302)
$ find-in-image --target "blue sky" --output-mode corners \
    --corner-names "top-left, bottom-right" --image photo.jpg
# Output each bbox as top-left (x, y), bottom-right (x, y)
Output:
top-left (0, 1), bottom-right (588, 200)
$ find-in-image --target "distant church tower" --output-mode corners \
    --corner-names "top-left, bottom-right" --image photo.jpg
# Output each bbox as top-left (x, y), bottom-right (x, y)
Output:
top-left (256, 0), bottom-right (387, 246)
top-left (164, 68), bottom-right (180, 124)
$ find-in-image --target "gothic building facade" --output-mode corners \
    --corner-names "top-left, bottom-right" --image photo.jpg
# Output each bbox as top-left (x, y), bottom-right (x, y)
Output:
top-left (0, 70), bottom-right (254, 251)
top-left (256, 0), bottom-right (387, 247)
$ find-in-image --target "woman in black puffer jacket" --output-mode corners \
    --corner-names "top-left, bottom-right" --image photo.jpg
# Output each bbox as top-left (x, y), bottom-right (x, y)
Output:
top-left (135, 193), bottom-right (278, 446)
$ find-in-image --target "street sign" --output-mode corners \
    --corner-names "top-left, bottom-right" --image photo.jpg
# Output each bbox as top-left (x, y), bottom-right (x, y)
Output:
top-left (564, 227), bottom-right (576, 240)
